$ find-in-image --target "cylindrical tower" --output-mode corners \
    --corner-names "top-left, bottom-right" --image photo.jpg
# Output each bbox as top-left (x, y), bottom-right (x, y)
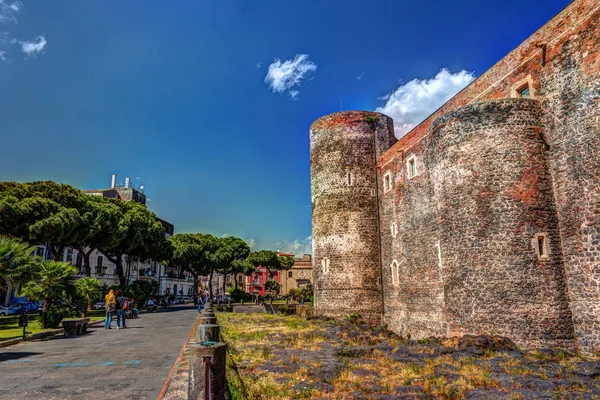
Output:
top-left (425, 98), bottom-right (574, 348)
top-left (310, 111), bottom-right (396, 323)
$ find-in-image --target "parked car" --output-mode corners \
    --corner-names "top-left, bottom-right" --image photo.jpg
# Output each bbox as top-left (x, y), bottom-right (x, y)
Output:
top-left (0, 305), bottom-right (9, 316)
top-left (8, 302), bottom-right (41, 315)
top-left (92, 301), bottom-right (105, 310)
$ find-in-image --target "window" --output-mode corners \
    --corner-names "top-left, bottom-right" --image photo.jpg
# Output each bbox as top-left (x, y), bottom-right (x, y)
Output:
top-left (532, 233), bottom-right (550, 260)
top-left (518, 85), bottom-right (531, 98)
top-left (347, 172), bottom-right (354, 186)
top-left (370, 188), bottom-right (376, 197)
top-left (391, 260), bottom-right (399, 287)
top-left (391, 222), bottom-right (398, 238)
top-left (511, 75), bottom-right (535, 99)
top-left (288, 271), bottom-right (293, 278)
top-left (95, 256), bottom-right (104, 274)
top-left (66, 248), bottom-right (74, 263)
top-left (321, 258), bottom-right (330, 274)
top-left (35, 247), bottom-right (45, 258)
top-left (407, 156), bottom-right (417, 179)
top-left (298, 270), bottom-right (306, 278)
top-left (383, 172), bottom-right (392, 192)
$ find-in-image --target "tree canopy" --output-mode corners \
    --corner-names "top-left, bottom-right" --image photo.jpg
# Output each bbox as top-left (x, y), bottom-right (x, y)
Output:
top-left (247, 250), bottom-right (295, 278)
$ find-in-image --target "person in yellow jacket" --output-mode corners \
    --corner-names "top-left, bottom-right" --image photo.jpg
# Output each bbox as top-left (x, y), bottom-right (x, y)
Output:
top-left (104, 289), bottom-right (116, 329)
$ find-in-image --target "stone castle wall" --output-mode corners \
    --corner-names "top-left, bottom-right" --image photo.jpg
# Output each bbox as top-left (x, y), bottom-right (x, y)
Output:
top-left (310, 111), bottom-right (396, 323)
top-left (427, 99), bottom-right (573, 348)
top-left (310, 0), bottom-right (600, 353)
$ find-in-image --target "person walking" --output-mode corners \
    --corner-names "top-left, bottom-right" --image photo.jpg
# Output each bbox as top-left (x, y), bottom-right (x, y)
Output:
top-left (115, 290), bottom-right (127, 329)
top-left (105, 289), bottom-right (116, 329)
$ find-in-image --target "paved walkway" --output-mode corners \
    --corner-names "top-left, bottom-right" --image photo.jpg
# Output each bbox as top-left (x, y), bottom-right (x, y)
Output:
top-left (0, 306), bottom-right (198, 400)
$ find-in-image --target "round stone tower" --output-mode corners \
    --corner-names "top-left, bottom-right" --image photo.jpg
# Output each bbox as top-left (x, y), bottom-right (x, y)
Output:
top-left (310, 111), bottom-right (396, 323)
top-left (425, 98), bottom-right (574, 348)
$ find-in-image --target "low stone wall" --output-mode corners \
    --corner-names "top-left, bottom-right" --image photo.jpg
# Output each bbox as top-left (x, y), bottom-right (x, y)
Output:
top-left (159, 314), bottom-right (201, 400)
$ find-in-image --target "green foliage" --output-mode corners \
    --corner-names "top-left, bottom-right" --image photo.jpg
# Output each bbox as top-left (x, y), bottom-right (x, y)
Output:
top-left (215, 305), bottom-right (233, 312)
top-left (264, 279), bottom-right (281, 303)
top-left (345, 313), bottom-right (365, 325)
top-left (75, 277), bottom-right (102, 316)
top-left (248, 250), bottom-right (294, 278)
top-left (99, 201), bottom-right (170, 285)
top-left (19, 260), bottom-right (77, 315)
top-left (0, 236), bottom-right (40, 289)
top-left (228, 287), bottom-right (249, 302)
top-left (299, 283), bottom-right (314, 303)
top-left (40, 304), bottom-right (73, 329)
top-left (0, 182), bottom-right (96, 257)
top-left (126, 279), bottom-right (158, 303)
top-left (365, 114), bottom-right (378, 124)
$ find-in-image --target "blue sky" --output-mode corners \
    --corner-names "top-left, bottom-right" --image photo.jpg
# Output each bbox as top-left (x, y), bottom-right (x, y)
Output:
top-left (0, 0), bottom-right (569, 254)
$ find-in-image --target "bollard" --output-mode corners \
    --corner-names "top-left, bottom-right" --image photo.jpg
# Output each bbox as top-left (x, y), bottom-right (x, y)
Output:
top-left (202, 301), bottom-right (215, 317)
top-left (199, 316), bottom-right (217, 325)
top-left (189, 342), bottom-right (227, 400)
top-left (197, 324), bottom-right (220, 343)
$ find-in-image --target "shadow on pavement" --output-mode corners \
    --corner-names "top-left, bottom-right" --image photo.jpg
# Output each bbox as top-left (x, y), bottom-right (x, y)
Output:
top-left (0, 352), bottom-right (43, 362)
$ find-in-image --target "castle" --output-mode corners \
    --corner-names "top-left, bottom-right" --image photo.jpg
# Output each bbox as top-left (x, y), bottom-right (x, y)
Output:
top-left (310, 0), bottom-right (600, 354)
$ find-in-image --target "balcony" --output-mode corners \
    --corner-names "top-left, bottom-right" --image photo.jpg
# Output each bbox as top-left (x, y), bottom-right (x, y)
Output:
top-left (166, 272), bottom-right (186, 280)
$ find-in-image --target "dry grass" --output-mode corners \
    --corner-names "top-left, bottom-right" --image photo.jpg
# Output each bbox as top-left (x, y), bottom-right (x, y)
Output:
top-left (218, 312), bottom-right (597, 400)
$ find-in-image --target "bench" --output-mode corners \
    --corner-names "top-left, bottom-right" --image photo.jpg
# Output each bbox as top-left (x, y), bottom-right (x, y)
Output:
top-left (62, 318), bottom-right (90, 336)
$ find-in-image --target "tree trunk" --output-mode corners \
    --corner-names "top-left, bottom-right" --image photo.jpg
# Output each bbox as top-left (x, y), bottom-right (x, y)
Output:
top-left (105, 254), bottom-right (126, 286)
top-left (50, 245), bottom-right (64, 262)
top-left (75, 247), bottom-right (93, 277)
top-left (208, 270), bottom-right (214, 299)
top-left (234, 274), bottom-right (238, 290)
top-left (222, 268), bottom-right (227, 297)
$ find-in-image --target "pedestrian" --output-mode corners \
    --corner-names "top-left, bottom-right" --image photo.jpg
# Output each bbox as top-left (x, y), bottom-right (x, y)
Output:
top-left (299, 295), bottom-right (304, 305)
top-left (197, 295), bottom-right (205, 313)
top-left (105, 289), bottom-right (116, 329)
top-left (147, 297), bottom-right (157, 312)
top-left (128, 298), bottom-right (139, 318)
top-left (115, 290), bottom-right (127, 329)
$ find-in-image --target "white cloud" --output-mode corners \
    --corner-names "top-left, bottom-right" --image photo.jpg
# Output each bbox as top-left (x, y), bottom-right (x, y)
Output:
top-left (357, 72), bottom-right (364, 81)
top-left (275, 236), bottom-right (312, 257)
top-left (0, 50), bottom-right (5, 61)
top-left (0, 0), bottom-right (21, 23)
top-left (245, 238), bottom-right (256, 250)
top-left (264, 54), bottom-right (317, 99)
top-left (18, 35), bottom-right (46, 56)
top-left (255, 62), bottom-right (262, 69)
top-left (376, 69), bottom-right (475, 138)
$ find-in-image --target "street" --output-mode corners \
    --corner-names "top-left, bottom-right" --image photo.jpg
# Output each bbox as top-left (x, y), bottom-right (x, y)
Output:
top-left (0, 306), bottom-right (198, 400)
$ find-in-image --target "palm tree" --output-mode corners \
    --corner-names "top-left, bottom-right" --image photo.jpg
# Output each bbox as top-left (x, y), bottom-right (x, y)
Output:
top-left (75, 277), bottom-right (102, 317)
top-left (0, 236), bottom-right (40, 292)
top-left (20, 261), bottom-right (77, 312)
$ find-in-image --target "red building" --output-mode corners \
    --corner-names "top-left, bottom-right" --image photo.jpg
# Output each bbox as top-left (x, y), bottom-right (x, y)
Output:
top-left (245, 252), bottom-right (293, 296)
top-left (247, 266), bottom-right (279, 296)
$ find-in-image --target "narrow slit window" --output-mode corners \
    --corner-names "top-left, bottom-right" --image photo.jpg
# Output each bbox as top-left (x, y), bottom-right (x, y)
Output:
top-left (407, 156), bottom-right (417, 179)
top-left (321, 258), bottom-right (330, 274)
top-left (391, 222), bottom-right (398, 238)
top-left (391, 260), bottom-right (399, 287)
top-left (532, 233), bottom-right (550, 260)
top-left (347, 172), bottom-right (354, 186)
top-left (383, 172), bottom-right (392, 192)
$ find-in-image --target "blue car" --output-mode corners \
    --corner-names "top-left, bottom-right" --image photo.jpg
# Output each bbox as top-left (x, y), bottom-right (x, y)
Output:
top-left (8, 302), bottom-right (41, 315)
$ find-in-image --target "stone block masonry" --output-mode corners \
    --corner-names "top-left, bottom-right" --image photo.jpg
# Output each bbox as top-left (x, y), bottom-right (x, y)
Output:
top-left (310, 0), bottom-right (600, 354)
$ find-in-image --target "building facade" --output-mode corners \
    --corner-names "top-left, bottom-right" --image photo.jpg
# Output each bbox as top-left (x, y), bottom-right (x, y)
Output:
top-left (279, 254), bottom-right (313, 296)
top-left (311, 0), bottom-right (600, 354)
